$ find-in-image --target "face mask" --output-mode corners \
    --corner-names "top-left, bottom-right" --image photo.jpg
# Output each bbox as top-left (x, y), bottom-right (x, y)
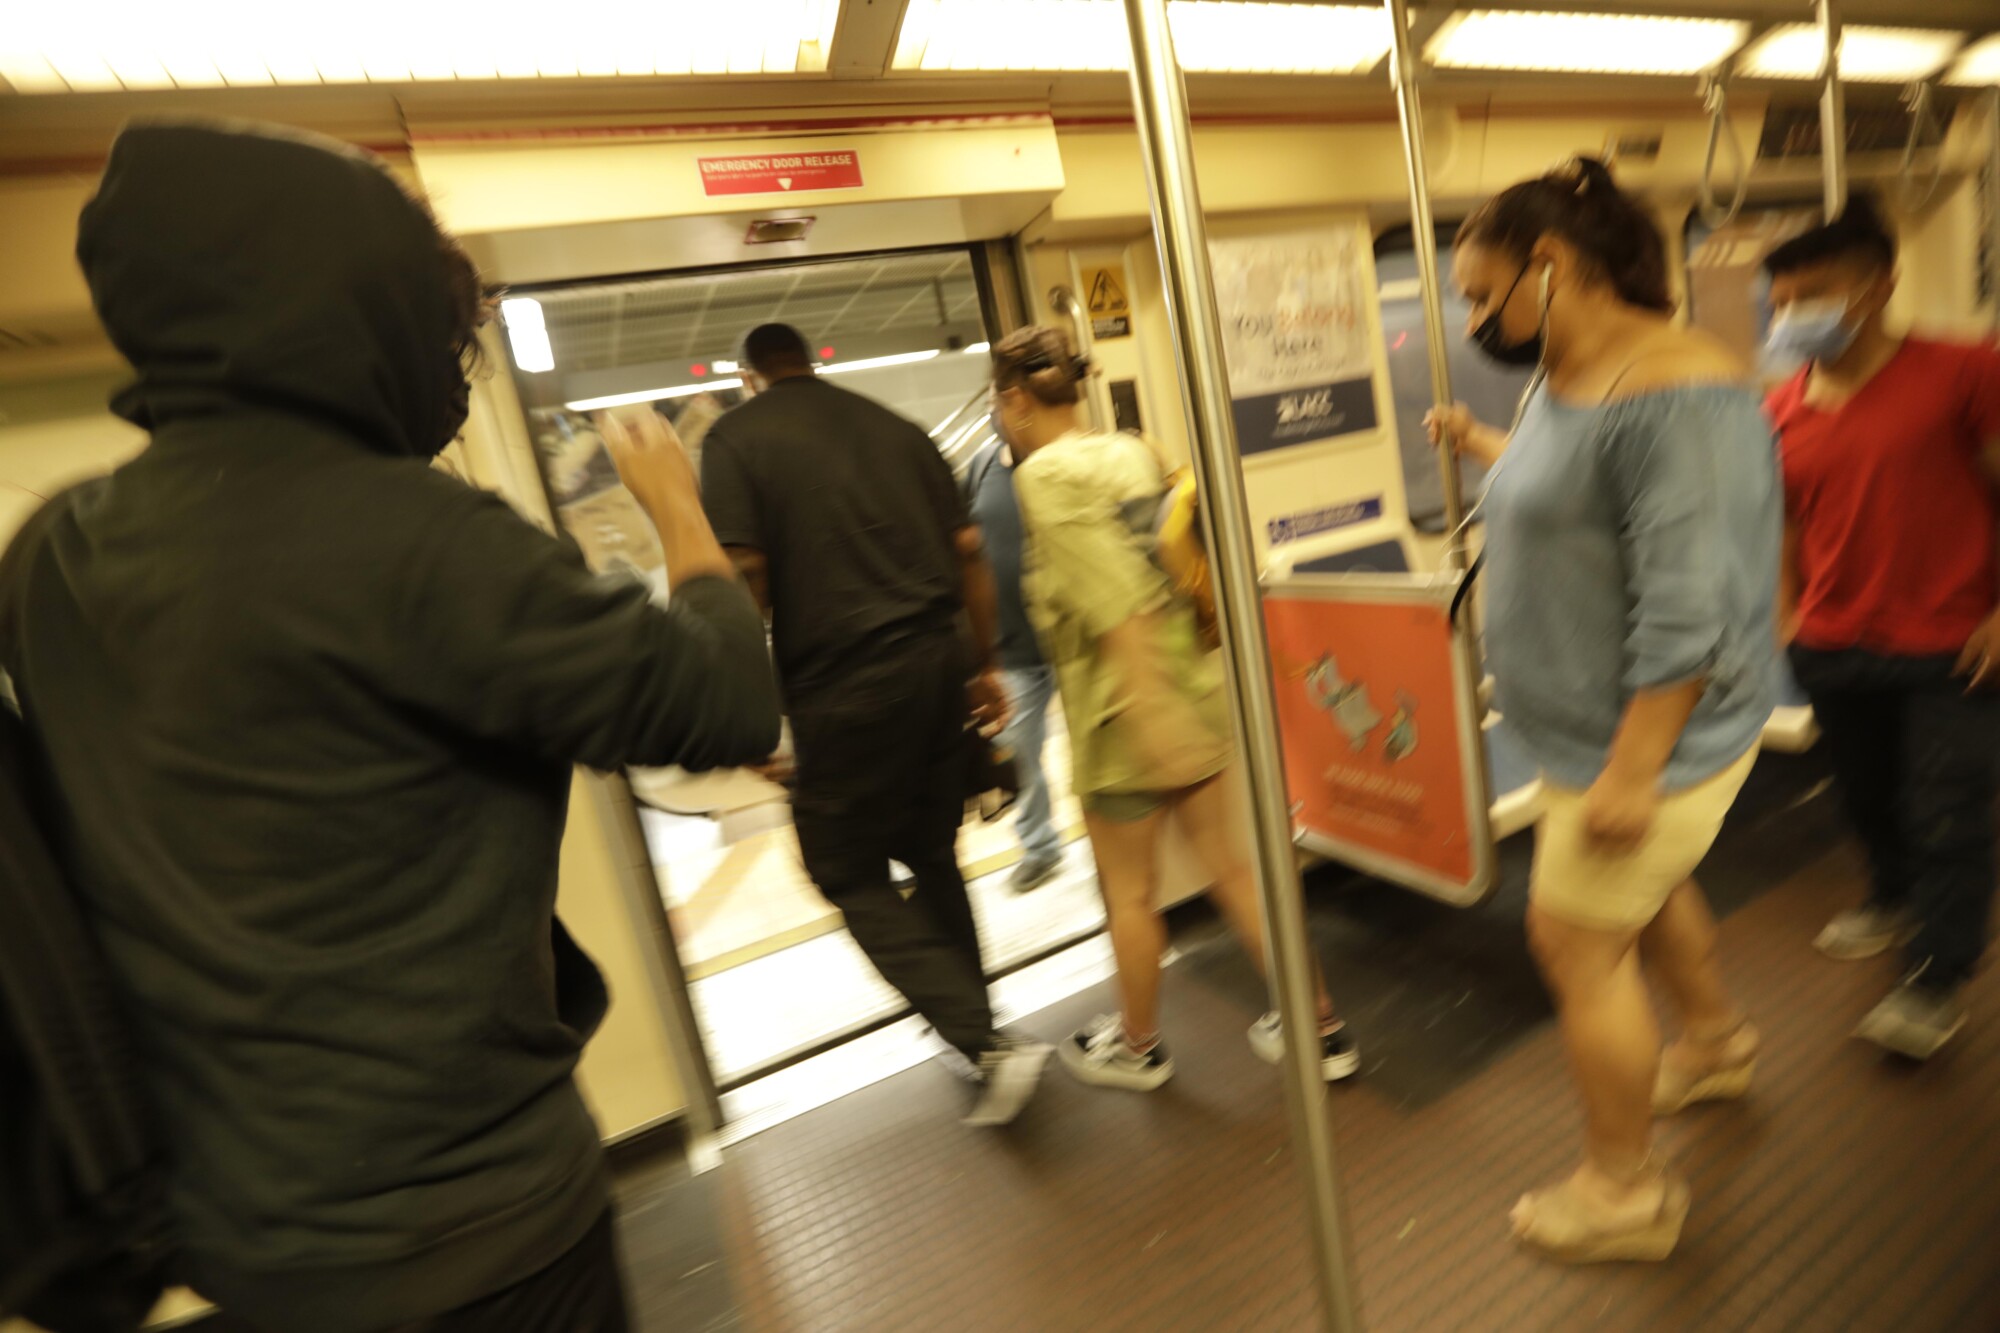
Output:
top-left (1471, 262), bottom-right (1545, 368)
top-left (1765, 298), bottom-right (1856, 367)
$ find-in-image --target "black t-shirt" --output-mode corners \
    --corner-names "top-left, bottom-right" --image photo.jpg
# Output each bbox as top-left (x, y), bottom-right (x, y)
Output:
top-left (700, 376), bottom-right (968, 699)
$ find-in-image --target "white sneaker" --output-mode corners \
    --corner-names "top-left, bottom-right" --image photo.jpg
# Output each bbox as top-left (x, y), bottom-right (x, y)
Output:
top-left (1248, 1012), bottom-right (1362, 1082)
top-left (1059, 1013), bottom-right (1175, 1091)
top-left (1815, 905), bottom-right (1918, 960)
top-left (963, 1037), bottom-right (1053, 1127)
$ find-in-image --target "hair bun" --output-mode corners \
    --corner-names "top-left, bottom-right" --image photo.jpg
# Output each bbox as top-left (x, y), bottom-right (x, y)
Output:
top-left (1566, 156), bottom-right (1619, 197)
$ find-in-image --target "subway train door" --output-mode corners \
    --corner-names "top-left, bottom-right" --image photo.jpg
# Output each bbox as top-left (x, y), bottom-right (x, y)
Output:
top-left (498, 245), bottom-right (1106, 1126)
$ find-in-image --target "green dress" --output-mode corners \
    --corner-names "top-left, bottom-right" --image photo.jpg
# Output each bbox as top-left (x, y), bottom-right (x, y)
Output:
top-left (1011, 429), bottom-right (1234, 799)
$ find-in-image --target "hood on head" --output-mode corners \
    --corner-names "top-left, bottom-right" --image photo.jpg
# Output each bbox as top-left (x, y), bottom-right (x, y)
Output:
top-left (77, 117), bottom-right (470, 457)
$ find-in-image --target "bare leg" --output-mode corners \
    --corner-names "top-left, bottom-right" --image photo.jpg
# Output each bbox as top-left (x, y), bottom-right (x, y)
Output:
top-left (1171, 770), bottom-right (1337, 1022)
top-left (1517, 903), bottom-right (1667, 1232)
top-left (1640, 879), bottom-right (1739, 1033)
top-left (1644, 880), bottom-right (1758, 1104)
top-left (1081, 809), bottom-right (1166, 1041)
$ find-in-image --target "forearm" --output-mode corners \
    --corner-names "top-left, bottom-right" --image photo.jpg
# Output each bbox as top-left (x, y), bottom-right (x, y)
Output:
top-left (1604, 679), bottom-right (1707, 785)
top-left (723, 547), bottom-right (770, 615)
top-left (960, 551), bottom-right (1001, 673)
top-left (643, 494), bottom-right (735, 586)
top-left (1467, 421), bottom-right (1510, 465)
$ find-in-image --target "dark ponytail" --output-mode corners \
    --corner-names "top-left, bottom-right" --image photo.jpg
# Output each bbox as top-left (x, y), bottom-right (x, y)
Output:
top-left (1456, 157), bottom-right (1672, 313)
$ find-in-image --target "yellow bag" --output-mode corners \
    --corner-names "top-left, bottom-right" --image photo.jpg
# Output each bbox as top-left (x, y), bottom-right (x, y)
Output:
top-left (1152, 468), bottom-right (1219, 652)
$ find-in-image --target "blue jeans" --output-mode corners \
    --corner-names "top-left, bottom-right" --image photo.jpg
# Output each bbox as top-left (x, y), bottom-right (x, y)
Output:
top-left (1001, 665), bottom-right (1061, 863)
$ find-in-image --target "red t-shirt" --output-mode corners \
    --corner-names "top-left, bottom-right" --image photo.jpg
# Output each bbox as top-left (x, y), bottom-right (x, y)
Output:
top-left (1770, 337), bottom-right (2000, 656)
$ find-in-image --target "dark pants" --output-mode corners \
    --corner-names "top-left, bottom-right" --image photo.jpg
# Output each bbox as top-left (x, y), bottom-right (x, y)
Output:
top-left (1791, 646), bottom-right (2000, 992)
top-left (789, 631), bottom-right (995, 1059)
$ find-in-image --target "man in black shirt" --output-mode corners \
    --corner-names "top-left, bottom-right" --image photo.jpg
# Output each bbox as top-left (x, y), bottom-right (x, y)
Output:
top-left (700, 324), bottom-right (1051, 1126)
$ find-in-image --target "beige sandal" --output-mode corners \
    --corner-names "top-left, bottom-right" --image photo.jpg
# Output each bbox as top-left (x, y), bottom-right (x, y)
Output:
top-left (1511, 1166), bottom-right (1691, 1264)
top-left (1654, 1019), bottom-right (1759, 1115)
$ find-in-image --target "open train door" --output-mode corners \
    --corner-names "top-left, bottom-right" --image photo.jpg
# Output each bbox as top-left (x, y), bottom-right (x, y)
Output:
top-left (1263, 570), bottom-right (1496, 907)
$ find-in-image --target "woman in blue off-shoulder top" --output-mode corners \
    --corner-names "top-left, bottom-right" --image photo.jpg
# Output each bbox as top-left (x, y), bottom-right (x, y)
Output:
top-left (1427, 158), bottom-right (1781, 1265)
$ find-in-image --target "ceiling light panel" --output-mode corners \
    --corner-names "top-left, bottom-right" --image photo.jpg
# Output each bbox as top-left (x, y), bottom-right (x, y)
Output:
top-left (893, 1), bottom-right (1392, 76)
top-left (1737, 24), bottom-right (1965, 83)
top-left (1944, 33), bottom-right (2000, 87)
top-left (0, 0), bottom-right (843, 93)
top-left (1425, 12), bottom-right (1751, 78)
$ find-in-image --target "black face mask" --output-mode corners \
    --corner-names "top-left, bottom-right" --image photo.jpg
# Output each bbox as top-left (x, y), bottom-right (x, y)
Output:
top-left (1471, 262), bottom-right (1543, 368)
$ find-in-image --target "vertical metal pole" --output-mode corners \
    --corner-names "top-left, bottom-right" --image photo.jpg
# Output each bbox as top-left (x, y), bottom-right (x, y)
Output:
top-left (1119, 4), bottom-right (1361, 1331)
top-left (1384, 0), bottom-right (1467, 571)
top-left (1818, 0), bottom-right (1847, 219)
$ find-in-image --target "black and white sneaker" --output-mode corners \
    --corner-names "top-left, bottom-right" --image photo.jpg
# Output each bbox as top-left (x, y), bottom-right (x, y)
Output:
top-left (1854, 980), bottom-right (1967, 1060)
top-left (1059, 1013), bottom-right (1175, 1091)
top-left (963, 1036), bottom-right (1053, 1127)
top-left (1248, 1012), bottom-right (1361, 1082)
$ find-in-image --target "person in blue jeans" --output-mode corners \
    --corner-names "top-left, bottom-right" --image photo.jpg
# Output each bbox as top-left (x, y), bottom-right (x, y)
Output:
top-left (963, 436), bottom-right (1065, 891)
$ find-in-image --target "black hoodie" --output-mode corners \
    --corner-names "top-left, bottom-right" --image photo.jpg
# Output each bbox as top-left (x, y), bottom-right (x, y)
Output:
top-left (0, 120), bottom-right (780, 1330)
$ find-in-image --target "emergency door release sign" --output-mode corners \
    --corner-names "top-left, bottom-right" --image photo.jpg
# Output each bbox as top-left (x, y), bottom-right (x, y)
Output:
top-left (699, 151), bottom-right (864, 197)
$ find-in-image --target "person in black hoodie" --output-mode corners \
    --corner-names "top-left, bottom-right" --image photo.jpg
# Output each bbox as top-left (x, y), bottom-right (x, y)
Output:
top-left (0, 119), bottom-right (780, 1332)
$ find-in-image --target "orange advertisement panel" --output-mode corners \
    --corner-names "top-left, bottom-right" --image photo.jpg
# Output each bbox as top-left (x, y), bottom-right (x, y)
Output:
top-left (1264, 589), bottom-right (1479, 891)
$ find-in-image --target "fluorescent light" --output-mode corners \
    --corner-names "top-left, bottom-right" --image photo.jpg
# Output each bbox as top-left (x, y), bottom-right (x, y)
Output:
top-left (962, 342), bottom-right (991, 355)
top-left (893, 1), bottom-right (1391, 75)
top-left (566, 380), bottom-right (745, 412)
top-left (1945, 34), bottom-right (2000, 86)
top-left (501, 298), bottom-right (555, 374)
top-left (0, 0), bottom-right (843, 92)
top-left (712, 359), bottom-right (741, 374)
top-left (817, 350), bottom-right (942, 375)
top-left (1426, 12), bottom-right (1750, 77)
top-left (1737, 24), bottom-right (1964, 83)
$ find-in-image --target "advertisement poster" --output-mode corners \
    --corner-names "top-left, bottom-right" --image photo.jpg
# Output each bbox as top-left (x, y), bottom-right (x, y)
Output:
top-left (1210, 228), bottom-right (1379, 456)
top-left (1264, 589), bottom-right (1480, 895)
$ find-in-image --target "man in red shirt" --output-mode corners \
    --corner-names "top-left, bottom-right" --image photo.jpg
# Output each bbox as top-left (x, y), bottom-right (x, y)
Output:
top-left (1764, 196), bottom-right (2000, 1059)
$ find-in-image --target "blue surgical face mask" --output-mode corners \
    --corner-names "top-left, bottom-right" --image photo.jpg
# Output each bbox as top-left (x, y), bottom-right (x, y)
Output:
top-left (1765, 298), bottom-right (1857, 367)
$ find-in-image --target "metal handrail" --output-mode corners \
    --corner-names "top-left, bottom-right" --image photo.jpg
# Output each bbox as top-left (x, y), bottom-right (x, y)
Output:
top-left (1698, 74), bottom-right (1751, 231)
top-left (1819, 0), bottom-right (1848, 220)
top-left (1899, 79), bottom-right (1945, 212)
top-left (929, 383), bottom-right (998, 477)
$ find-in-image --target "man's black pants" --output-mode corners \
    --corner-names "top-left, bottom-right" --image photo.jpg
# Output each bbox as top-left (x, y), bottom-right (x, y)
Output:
top-left (789, 631), bottom-right (995, 1059)
top-left (1791, 646), bottom-right (2000, 992)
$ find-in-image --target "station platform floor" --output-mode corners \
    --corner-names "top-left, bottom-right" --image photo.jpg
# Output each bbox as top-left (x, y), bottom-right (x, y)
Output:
top-left (601, 750), bottom-right (2000, 1333)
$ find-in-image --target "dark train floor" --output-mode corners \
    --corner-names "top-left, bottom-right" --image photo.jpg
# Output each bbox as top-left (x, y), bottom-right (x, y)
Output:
top-left (603, 748), bottom-right (2000, 1332)
top-left (190, 750), bottom-right (2000, 1331)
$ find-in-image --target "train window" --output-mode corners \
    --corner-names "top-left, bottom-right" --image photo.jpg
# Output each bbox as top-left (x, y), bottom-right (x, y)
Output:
top-left (1683, 206), bottom-right (1821, 377)
top-left (1374, 225), bottom-right (1531, 533)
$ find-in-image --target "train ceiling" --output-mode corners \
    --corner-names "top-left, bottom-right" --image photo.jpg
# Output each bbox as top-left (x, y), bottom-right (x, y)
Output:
top-left (2, 1), bottom-right (1996, 167)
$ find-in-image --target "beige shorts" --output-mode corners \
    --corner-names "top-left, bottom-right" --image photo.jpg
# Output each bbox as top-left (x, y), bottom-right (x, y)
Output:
top-left (1531, 748), bottom-right (1759, 931)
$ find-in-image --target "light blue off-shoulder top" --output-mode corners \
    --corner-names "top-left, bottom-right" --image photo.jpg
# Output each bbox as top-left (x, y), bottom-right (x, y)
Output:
top-left (1482, 383), bottom-right (1782, 792)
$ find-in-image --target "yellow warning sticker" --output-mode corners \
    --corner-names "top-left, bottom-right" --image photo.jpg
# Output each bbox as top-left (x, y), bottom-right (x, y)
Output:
top-left (1083, 263), bottom-right (1131, 338)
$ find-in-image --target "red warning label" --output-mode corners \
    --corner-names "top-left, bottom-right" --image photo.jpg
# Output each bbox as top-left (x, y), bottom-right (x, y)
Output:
top-left (698, 151), bottom-right (865, 197)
